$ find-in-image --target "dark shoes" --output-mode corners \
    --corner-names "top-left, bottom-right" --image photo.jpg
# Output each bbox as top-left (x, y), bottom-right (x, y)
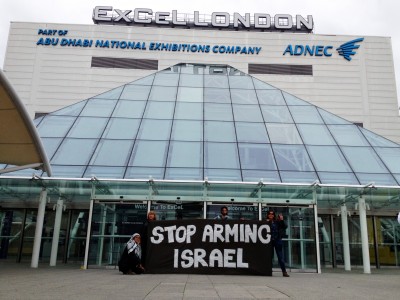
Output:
top-left (282, 272), bottom-right (290, 277)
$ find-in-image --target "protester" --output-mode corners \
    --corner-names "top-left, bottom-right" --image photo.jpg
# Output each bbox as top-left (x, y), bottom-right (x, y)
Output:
top-left (266, 210), bottom-right (290, 277)
top-left (214, 206), bottom-right (231, 220)
top-left (141, 210), bottom-right (157, 267)
top-left (118, 233), bottom-right (144, 274)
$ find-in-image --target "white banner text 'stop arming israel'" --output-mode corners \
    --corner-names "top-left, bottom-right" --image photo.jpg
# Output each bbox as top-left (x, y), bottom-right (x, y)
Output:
top-left (146, 220), bottom-right (272, 275)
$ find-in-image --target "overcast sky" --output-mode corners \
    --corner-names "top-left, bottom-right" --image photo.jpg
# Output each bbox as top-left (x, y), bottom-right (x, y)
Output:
top-left (1, 0), bottom-right (399, 105)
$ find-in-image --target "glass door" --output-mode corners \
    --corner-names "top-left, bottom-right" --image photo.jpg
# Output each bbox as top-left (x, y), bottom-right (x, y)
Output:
top-left (262, 205), bottom-right (317, 272)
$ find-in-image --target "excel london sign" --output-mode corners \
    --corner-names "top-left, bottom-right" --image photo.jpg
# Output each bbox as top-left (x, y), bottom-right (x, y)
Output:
top-left (93, 6), bottom-right (314, 33)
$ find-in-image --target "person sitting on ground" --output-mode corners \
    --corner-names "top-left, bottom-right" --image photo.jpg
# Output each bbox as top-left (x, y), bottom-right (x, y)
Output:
top-left (214, 206), bottom-right (231, 220)
top-left (118, 233), bottom-right (145, 275)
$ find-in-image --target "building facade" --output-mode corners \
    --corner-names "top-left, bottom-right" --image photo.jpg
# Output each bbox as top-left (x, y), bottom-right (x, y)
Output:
top-left (1, 10), bottom-right (400, 272)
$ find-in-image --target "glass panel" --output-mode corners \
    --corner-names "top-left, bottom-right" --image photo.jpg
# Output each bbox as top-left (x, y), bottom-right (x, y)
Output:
top-left (253, 78), bottom-right (276, 89)
top-left (306, 145), bottom-right (353, 172)
top-left (238, 143), bottom-right (277, 170)
top-left (130, 140), bottom-right (168, 167)
top-left (257, 90), bottom-right (285, 105)
top-left (261, 106), bottom-right (293, 123)
top-left (204, 75), bottom-right (228, 88)
top-left (50, 165), bottom-right (87, 177)
top-left (149, 86), bottom-right (177, 101)
top-left (266, 123), bottom-right (302, 144)
top-left (204, 88), bottom-right (231, 103)
top-left (204, 121), bottom-right (236, 142)
top-left (174, 102), bottom-right (203, 120)
top-left (180, 64), bottom-right (205, 75)
top-left (232, 105), bottom-right (263, 122)
top-left (0, 210), bottom-right (24, 261)
top-left (67, 210), bottom-right (89, 263)
top-left (67, 117), bottom-right (108, 138)
top-left (355, 173), bottom-right (398, 186)
top-left (93, 86), bottom-right (124, 100)
top-left (41, 138), bottom-right (62, 160)
top-left (341, 147), bottom-right (389, 173)
top-left (167, 141), bottom-right (202, 168)
top-left (231, 89), bottom-right (258, 104)
top-left (151, 202), bottom-right (204, 220)
top-left (228, 75), bottom-right (254, 89)
top-left (84, 166), bottom-right (125, 178)
top-left (112, 100), bottom-right (146, 118)
top-left (207, 204), bottom-right (259, 220)
top-left (360, 128), bottom-right (400, 147)
top-left (37, 116), bottom-right (76, 137)
top-left (374, 148), bottom-right (400, 173)
top-left (273, 144), bottom-right (314, 171)
top-left (33, 116), bottom-right (44, 126)
top-left (328, 125), bottom-right (369, 146)
top-left (318, 108), bottom-right (351, 125)
top-left (204, 142), bottom-right (239, 169)
top-left (51, 139), bottom-right (98, 165)
top-left (171, 120), bottom-right (203, 141)
top-left (375, 216), bottom-right (400, 267)
top-left (204, 103), bottom-right (233, 121)
top-left (90, 140), bottom-right (133, 166)
top-left (102, 118), bottom-right (140, 139)
top-left (282, 91), bottom-right (310, 106)
top-left (318, 172), bottom-right (359, 185)
top-left (298, 124), bottom-right (336, 145)
top-left (165, 168), bottom-right (203, 180)
top-left (144, 101), bottom-right (175, 119)
top-left (177, 87), bottom-right (203, 102)
top-left (289, 106), bottom-right (324, 124)
top-left (137, 119), bottom-right (172, 140)
top-left (120, 85), bottom-right (151, 100)
top-left (280, 171), bottom-right (318, 183)
top-left (204, 168), bottom-right (242, 181)
top-left (153, 73), bottom-right (179, 86)
top-left (235, 122), bottom-right (269, 143)
top-left (53, 101), bottom-right (86, 116)
top-left (242, 170), bottom-right (280, 182)
top-left (130, 74), bottom-right (154, 85)
top-left (80, 99), bottom-right (117, 117)
top-left (125, 167), bottom-right (164, 179)
top-left (179, 74), bottom-right (203, 87)
top-left (318, 215), bottom-right (333, 267)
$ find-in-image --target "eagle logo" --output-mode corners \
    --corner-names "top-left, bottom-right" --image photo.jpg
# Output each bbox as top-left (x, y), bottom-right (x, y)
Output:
top-left (336, 38), bottom-right (364, 61)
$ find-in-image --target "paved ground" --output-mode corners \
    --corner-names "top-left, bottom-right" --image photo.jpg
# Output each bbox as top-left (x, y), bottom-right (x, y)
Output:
top-left (0, 262), bottom-right (399, 299)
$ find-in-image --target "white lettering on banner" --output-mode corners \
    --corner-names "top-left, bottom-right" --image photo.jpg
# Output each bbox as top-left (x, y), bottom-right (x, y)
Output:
top-left (174, 248), bottom-right (249, 268)
top-left (151, 225), bottom-right (197, 244)
top-left (202, 224), bottom-right (270, 243)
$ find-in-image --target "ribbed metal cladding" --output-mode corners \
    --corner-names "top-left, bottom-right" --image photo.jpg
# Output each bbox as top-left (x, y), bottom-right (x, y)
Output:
top-left (248, 64), bottom-right (313, 75)
top-left (91, 57), bottom-right (158, 70)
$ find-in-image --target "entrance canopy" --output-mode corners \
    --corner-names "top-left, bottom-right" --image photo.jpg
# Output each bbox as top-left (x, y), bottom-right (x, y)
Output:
top-left (0, 69), bottom-right (52, 176)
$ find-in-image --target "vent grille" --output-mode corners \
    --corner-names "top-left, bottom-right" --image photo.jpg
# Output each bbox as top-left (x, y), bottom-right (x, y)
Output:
top-left (91, 57), bottom-right (158, 70)
top-left (249, 64), bottom-right (313, 75)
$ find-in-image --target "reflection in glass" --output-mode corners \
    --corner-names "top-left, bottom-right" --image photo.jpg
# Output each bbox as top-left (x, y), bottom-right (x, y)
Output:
top-left (205, 121), bottom-right (236, 142)
top-left (267, 123), bottom-right (302, 144)
top-left (130, 140), bottom-right (168, 167)
top-left (205, 142), bottom-right (239, 169)
top-left (273, 144), bottom-right (314, 171)
top-left (235, 122), bottom-right (269, 143)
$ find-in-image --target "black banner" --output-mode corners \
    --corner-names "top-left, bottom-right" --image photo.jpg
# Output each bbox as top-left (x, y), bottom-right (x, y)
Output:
top-left (145, 219), bottom-right (272, 276)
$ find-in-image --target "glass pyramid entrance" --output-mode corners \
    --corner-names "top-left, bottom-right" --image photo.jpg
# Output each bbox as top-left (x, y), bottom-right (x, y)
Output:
top-left (20, 64), bottom-right (400, 185)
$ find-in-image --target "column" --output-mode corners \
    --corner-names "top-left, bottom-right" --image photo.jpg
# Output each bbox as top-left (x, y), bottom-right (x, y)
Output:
top-left (31, 188), bottom-right (47, 268)
top-left (358, 196), bottom-right (371, 274)
top-left (341, 203), bottom-right (351, 271)
top-left (50, 198), bottom-right (64, 266)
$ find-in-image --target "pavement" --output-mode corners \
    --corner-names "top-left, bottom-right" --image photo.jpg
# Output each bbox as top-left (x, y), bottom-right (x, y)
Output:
top-left (0, 262), bottom-right (399, 299)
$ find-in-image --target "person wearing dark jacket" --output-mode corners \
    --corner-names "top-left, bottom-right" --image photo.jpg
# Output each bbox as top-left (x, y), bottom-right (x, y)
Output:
top-left (140, 210), bottom-right (157, 268)
top-left (118, 233), bottom-right (145, 274)
top-left (266, 210), bottom-right (290, 277)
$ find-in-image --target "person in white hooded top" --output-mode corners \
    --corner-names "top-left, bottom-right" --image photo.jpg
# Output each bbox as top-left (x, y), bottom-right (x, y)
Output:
top-left (118, 233), bottom-right (145, 274)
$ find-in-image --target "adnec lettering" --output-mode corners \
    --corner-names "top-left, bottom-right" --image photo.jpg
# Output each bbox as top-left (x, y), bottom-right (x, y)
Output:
top-left (93, 6), bottom-right (313, 32)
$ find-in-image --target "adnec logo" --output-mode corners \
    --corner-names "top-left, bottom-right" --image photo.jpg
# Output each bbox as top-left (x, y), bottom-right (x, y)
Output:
top-left (283, 38), bottom-right (364, 61)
